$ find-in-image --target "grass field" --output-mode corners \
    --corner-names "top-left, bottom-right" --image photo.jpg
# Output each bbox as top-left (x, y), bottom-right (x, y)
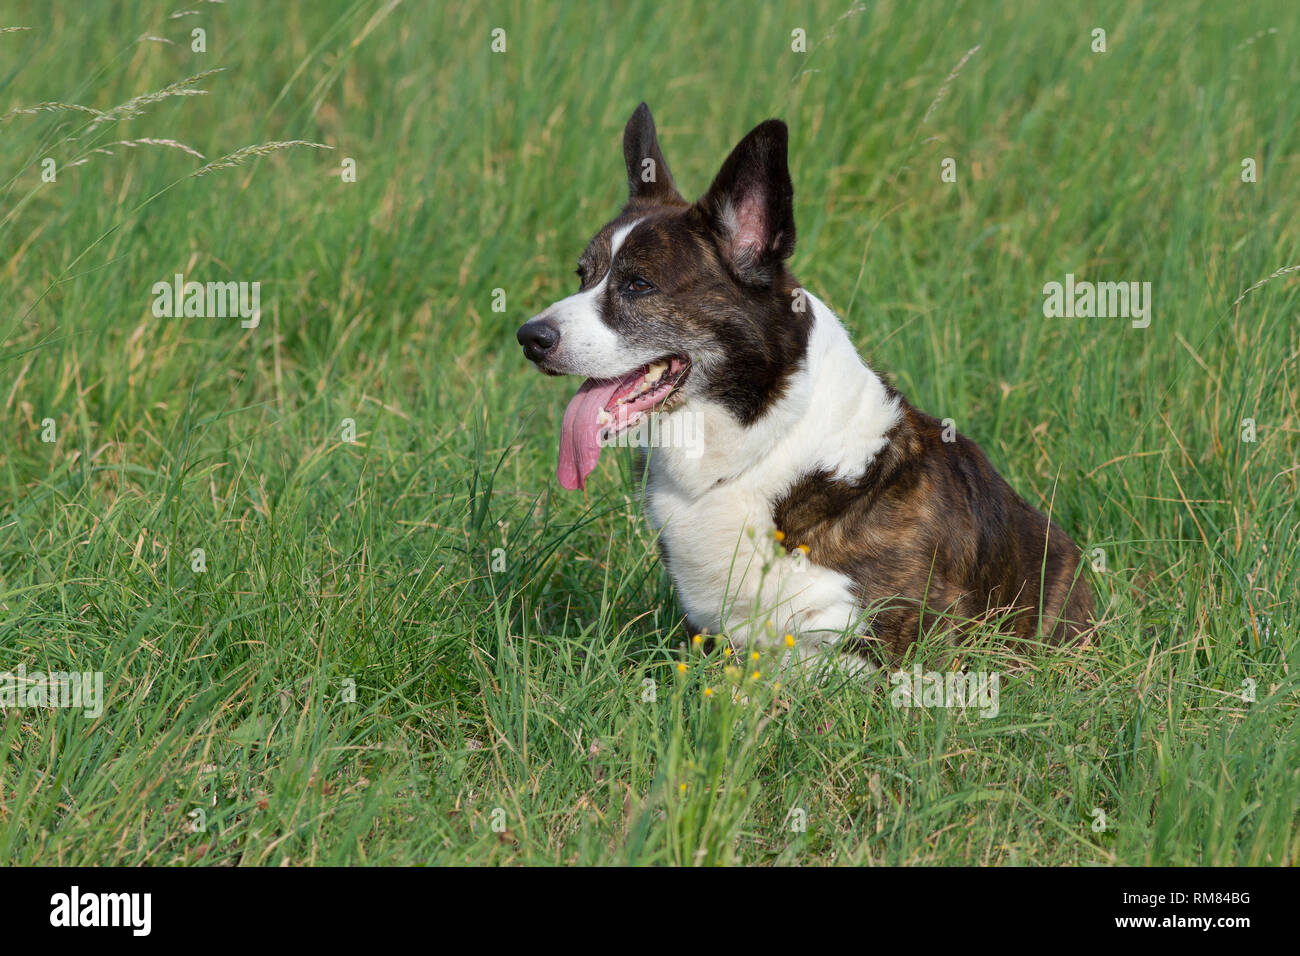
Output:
top-left (1, 0), bottom-right (1297, 866)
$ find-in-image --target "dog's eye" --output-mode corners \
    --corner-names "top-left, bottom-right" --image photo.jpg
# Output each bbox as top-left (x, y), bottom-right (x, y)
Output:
top-left (624, 277), bottom-right (654, 295)
top-left (575, 266), bottom-right (586, 287)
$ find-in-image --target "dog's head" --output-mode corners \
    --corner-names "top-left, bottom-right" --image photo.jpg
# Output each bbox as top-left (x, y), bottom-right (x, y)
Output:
top-left (518, 103), bottom-right (812, 490)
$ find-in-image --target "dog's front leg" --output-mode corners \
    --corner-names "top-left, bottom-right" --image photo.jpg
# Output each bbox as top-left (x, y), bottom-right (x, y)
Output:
top-left (664, 512), bottom-right (865, 655)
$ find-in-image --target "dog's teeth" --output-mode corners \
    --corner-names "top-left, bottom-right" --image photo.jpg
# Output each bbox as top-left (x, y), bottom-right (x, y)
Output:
top-left (597, 410), bottom-right (612, 425)
top-left (645, 362), bottom-right (667, 383)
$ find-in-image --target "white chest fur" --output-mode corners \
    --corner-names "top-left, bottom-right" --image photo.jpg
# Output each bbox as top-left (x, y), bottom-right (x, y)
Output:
top-left (642, 293), bottom-right (901, 655)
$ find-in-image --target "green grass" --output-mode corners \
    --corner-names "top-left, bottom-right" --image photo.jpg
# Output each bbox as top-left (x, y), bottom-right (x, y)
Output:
top-left (1, 0), bottom-right (1297, 866)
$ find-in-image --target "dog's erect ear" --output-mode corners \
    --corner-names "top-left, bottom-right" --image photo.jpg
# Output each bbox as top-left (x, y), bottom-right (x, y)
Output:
top-left (623, 102), bottom-right (682, 203)
top-left (698, 119), bottom-right (795, 285)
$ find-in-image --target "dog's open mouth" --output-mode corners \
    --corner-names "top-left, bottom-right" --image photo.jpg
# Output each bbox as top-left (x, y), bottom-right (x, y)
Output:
top-left (558, 356), bottom-right (691, 490)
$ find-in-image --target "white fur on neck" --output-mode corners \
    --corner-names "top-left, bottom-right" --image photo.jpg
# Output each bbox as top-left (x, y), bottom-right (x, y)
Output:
top-left (643, 292), bottom-right (900, 653)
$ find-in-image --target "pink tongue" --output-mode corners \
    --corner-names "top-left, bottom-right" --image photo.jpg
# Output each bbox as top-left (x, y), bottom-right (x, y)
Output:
top-left (558, 375), bottom-right (629, 490)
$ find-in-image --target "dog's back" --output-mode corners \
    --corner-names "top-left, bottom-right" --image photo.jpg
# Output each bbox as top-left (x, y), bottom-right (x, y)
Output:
top-left (773, 399), bottom-right (1093, 659)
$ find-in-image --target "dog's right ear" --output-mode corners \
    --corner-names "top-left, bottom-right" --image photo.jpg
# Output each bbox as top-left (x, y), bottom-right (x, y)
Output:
top-left (697, 119), bottom-right (795, 286)
top-left (623, 103), bottom-right (683, 204)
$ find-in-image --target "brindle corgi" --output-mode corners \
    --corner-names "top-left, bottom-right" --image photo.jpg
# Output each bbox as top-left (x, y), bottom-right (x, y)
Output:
top-left (518, 104), bottom-right (1094, 666)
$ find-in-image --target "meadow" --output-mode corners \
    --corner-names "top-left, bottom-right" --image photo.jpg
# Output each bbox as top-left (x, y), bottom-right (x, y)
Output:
top-left (0, 0), bottom-right (1296, 865)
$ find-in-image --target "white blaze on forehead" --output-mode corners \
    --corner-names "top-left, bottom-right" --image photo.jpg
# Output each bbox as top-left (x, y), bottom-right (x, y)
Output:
top-left (607, 218), bottom-right (640, 262)
top-left (539, 218), bottom-right (664, 378)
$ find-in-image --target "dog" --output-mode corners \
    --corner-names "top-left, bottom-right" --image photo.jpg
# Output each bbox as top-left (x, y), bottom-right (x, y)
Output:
top-left (517, 103), bottom-right (1094, 666)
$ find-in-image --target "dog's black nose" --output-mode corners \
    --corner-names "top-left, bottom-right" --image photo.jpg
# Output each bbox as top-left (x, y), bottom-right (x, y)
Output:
top-left (517, 319), bottom-right (560, 361)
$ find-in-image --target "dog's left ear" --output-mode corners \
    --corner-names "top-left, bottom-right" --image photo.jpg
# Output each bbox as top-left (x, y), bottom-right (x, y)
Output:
top-left (698, 119), bottom-right (795, 285)
top-left (623, 102), bottom-right (683, 204)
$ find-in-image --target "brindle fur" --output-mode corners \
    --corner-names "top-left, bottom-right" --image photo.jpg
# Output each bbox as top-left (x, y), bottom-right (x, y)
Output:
top-left (771, 399), bottom-right (1094, 660)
